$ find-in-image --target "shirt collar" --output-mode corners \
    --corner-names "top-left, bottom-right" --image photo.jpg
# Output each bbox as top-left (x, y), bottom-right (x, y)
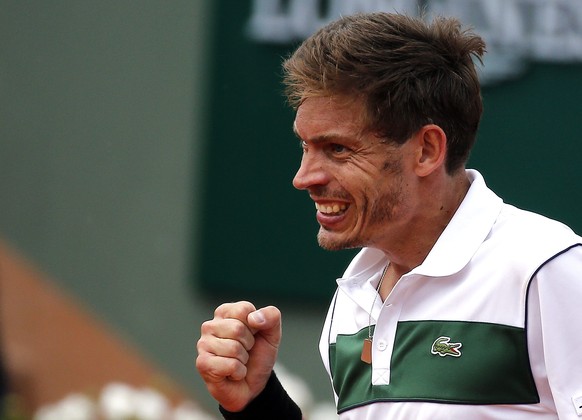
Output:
top-left (410, 169), bottom-right (503, 277)
top-left (337, 169), bottom-right (503, 292)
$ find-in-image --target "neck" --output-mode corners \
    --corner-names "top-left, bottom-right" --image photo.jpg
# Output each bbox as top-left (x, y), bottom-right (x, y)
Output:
top-left (378, 170), bottom-right (470, 299)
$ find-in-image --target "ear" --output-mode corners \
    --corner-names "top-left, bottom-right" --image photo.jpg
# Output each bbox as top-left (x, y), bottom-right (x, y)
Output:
top-left (413, 124), bottom-right (447, 177)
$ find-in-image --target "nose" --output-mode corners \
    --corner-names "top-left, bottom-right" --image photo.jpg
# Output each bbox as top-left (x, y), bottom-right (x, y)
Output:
top-left (292, 152), bottom-right (329, 190)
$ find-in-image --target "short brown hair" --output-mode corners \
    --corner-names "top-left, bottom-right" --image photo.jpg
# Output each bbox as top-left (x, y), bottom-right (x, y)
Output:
top-left (282, 12), bottom-right (486, 173)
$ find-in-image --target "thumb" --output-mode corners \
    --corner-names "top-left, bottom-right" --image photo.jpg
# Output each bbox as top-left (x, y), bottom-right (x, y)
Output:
top-left (247, 306), bottom-right (282, 347)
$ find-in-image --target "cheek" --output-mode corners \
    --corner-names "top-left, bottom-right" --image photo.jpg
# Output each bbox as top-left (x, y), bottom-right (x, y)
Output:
top-left (382, 153), bottom-right (404, 175)
top-left (337, 159), bottom-right (400, 202)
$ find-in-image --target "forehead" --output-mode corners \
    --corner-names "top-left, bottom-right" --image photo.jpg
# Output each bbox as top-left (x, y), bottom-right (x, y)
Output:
top-left (293, 96), bottom-right (369, 141)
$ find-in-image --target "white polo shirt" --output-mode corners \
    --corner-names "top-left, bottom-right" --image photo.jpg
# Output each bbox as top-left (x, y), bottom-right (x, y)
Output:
top-left (320, 170), bottom-right (582, 419)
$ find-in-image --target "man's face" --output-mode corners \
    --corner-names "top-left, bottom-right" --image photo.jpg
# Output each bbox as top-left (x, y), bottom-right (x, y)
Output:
top-left (293, 96), bottom-right (415, 251)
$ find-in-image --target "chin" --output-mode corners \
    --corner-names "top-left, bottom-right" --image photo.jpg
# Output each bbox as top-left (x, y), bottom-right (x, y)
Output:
top-left (317, 230), bottom-right (361, 251)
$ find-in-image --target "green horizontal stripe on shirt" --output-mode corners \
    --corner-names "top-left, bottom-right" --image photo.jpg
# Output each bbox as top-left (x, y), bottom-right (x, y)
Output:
top-left (330, 320), bottom-right (539, 413)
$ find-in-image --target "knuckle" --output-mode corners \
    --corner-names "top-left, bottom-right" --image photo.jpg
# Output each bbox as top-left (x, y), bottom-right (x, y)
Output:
top-left (228, 340), bottom-right (249, 362)
top-left (214, 302), bottom-right (231, 317)
top-left (216, 301), bottom-right (257, 320)
top-left (200, 319), bottom-right (214, 334)
top-left (196, 336), bottom-right (208, 353)
top-left (229, 319), bottom-right (248, 336)
top-left (224, 358), bottom-right (246, 380)
top-left (195, 353), bottom-right (209, 373)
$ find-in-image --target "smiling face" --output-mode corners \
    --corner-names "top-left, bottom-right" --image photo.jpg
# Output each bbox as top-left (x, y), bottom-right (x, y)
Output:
top-left (292, 96), bottom-right (416, 251)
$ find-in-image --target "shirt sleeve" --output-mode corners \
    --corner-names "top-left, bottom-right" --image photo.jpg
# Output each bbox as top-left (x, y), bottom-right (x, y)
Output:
top-left (219, 371), bottom-right (303, 420)
top-left (528, 244), bottom-right (582, 419)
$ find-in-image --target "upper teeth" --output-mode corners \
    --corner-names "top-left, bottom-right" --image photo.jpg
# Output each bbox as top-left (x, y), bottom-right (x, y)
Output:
top-left (316, 202), bottom-right (347, 214)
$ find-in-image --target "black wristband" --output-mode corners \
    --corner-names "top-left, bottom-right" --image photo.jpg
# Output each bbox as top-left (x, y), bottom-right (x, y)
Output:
top-left (219, 371), bottom-right (302, 419)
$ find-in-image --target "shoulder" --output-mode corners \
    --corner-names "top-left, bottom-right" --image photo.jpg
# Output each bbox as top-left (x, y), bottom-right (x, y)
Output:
top-left (491, 203), bottom-right (581, 259)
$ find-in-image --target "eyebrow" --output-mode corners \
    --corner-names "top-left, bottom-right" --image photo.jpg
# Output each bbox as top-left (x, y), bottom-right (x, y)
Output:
top-left (292, 120), bottom-right (365, 145)
top-left (292, 126), bottom-right (353, 145)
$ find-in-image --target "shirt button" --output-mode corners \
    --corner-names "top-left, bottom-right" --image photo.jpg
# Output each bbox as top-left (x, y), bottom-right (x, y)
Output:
top-left (377, 339), bottom-right (387, 351)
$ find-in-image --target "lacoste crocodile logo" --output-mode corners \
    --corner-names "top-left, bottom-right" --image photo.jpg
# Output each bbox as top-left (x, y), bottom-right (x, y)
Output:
top-left (431, 336), bottom-right (462, 358)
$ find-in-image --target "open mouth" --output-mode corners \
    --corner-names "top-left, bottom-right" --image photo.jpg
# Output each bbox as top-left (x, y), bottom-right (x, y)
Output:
top-left (315, 202), bottom-right (348, 216)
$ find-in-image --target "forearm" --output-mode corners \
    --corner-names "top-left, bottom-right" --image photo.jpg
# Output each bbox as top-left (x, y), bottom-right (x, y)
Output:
top-left (219, 371), bottom-right (302, 420)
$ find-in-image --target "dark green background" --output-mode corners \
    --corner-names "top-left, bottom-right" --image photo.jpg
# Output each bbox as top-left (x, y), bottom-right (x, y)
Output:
top-left (198, 1), bottom-right (582, 303)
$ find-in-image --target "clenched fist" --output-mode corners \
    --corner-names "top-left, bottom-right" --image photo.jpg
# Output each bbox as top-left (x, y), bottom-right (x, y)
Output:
top-left (196, 301), bottom-right (282, 412)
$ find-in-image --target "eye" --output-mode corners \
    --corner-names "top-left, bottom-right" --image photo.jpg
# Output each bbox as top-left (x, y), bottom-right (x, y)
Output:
top-left (330, 143), bottom-right (349, 154)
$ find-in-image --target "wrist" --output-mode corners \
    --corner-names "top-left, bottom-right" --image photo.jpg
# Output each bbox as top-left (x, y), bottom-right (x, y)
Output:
top-left (219, 371), bottom-right (302, 420)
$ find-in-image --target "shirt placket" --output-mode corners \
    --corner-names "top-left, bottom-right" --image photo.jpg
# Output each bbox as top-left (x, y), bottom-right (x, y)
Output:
top-left (371, 276), bottom-right (412, 386)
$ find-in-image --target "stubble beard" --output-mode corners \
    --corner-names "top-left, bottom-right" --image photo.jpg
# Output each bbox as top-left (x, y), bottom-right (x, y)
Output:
top-left (316, 178), bottom-right (404, 251)
top-left (316, 150), bottom-right (405, 251)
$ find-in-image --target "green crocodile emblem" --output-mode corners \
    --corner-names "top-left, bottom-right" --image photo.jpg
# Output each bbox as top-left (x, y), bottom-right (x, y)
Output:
top-left (431, 336), bottom-right (462, 357)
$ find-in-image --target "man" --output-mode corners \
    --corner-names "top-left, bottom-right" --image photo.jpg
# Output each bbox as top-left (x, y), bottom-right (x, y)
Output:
top-left (196, 12), bottom-right (582, 419)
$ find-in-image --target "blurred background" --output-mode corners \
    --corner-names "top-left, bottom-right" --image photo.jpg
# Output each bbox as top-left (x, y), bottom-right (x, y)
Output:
top-left (0, 0), bottom-right (581, 418)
